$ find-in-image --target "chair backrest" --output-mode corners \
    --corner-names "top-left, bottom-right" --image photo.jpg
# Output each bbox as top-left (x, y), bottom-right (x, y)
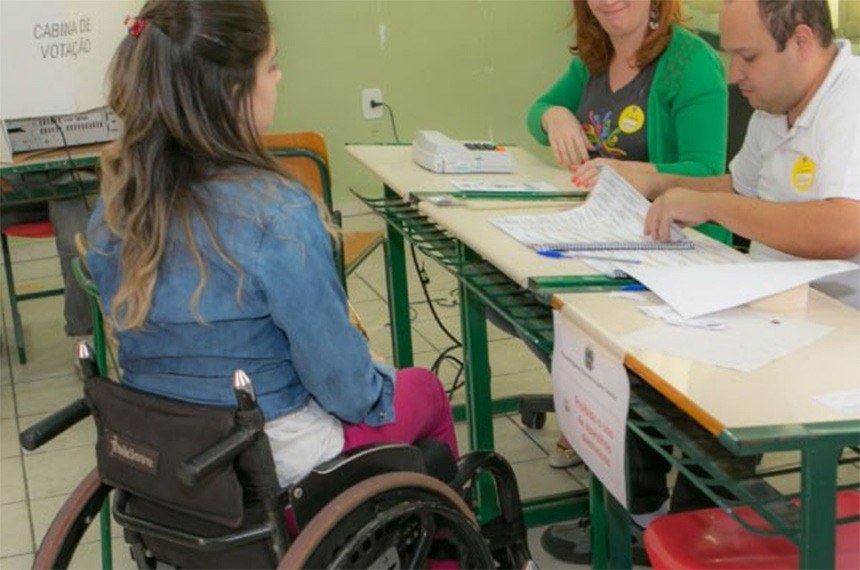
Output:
top-left (262, 131), bottom-right (348, 285)
top-left (262, 131), bottom-right (333, 213)
top-left (71, 256), bottom-right (110, 375)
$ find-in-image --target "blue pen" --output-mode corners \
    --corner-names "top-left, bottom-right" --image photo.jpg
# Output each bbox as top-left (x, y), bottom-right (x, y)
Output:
top-left (536, 249), bottom-right (643, 265)
top-left (621, 284), bottom-right (648, 291)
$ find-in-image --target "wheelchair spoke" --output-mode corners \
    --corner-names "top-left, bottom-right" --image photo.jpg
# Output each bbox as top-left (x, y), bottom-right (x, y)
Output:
top-left (406, 511), bottom-right (436, 569)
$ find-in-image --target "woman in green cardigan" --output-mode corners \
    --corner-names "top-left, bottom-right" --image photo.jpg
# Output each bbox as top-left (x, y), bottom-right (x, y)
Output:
top-left (531, 0), bottom-right (730, 565)
top-left (528, 0), bottom-right (731, 242)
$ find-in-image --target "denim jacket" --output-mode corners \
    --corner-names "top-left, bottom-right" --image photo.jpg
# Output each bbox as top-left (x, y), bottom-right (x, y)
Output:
top-left (86, 172), bottom-right (394, 424)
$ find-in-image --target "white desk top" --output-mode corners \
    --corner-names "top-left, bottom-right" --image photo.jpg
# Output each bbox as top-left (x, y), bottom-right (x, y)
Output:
top-left (348, 144), bottom-right (860, 433)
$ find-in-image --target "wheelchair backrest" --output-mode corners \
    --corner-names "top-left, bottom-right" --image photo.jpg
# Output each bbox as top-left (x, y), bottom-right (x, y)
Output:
top-left (84, 374), bottom-right (247, 528)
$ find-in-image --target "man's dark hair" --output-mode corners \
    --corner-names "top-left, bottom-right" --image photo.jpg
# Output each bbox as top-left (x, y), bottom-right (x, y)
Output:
top-left (758, 0), bottom-right (835, 50)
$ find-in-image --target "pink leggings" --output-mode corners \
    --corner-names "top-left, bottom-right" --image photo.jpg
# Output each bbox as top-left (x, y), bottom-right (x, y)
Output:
top-left (342, 367), bottom-right (459, 458)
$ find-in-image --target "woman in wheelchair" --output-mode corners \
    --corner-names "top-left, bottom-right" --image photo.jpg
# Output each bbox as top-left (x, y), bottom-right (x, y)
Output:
top-left (21, 1), bottom-right (533, 567)
top-left (85, 0), bottom-right (458, 490)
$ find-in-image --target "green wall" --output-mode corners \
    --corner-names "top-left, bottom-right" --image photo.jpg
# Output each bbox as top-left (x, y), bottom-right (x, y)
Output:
top-left (267, 0), bottom-right (573, 206)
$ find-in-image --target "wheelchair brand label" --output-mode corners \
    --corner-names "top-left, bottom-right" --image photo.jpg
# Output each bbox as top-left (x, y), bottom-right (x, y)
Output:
top-left (105, 430), bottom-right (159, 474)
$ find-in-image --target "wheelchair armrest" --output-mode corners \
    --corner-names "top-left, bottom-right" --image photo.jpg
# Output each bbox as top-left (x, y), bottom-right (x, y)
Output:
top-left (177, 425), bottom-right (260, 487)
top-left (19, 398), bottom-right (91, 451)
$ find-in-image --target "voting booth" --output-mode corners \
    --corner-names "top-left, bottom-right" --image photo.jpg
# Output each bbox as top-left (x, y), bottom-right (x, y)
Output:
top-left (0, 0), bottom-right (135, 161)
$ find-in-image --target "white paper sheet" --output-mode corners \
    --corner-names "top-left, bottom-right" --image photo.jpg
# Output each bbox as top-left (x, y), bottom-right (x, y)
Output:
top-left (619, 308), bottom-right (834, 372)
top-left (552, 311), bottom-right (629, 507)
top-left (491, 166), bottom-right (689, 250)
top-left (624, 260), bottom-right (858, 319)
top-left (814, 389), bottom-right (860, 417)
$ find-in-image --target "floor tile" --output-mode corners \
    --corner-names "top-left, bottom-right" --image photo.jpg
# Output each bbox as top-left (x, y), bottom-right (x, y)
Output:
top-left (0, 386), bottom-right (15, 420)
top-left (487, 337), bottom-right (546, 376)
top-left (0, 553), bottom-right (35, 569)
top-left (67, 537), bottom-right (135, 570)
top-left (344, 274), bottom-right (382, 303)
top-left (0, 458), bottom-right (26, 505)
top-left (0, 419), bottom-right (20, 459)
top-left (13, 375), bottom-right (83, 418)
top-left (23, 446), bottom-right (95, 500)
top-left (512, 457), bottom-right (584, 501)
top-left (30, 491), bottom-right (122, 548)
top-left (5, 297), bottom-right (75, 383)
top-left (0, 502), bottom-right (33, 557)
top-left (454, 415), bottom-right (546, 464)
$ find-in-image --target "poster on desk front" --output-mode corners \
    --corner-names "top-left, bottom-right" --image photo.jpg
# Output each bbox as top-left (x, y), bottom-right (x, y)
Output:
top-left (551, 308), bottom-right (630, 507)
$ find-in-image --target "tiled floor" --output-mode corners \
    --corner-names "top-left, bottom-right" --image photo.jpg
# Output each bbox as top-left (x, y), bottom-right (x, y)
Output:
top-left (0, 209), bottom-right (588, 569)
top-left (2, 208), bottom-right (857, 569)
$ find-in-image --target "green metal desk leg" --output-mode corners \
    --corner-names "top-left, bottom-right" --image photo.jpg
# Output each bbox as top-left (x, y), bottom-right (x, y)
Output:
top-left (100, 501), bottom-right (113, 569)
top-left (1, 234), bottom-right (27, 363)
top-left (605, 492), bottom-right (632, 569)
top-left (799, 445), bottom-right (840, 569)
top-left (382, 185), bottom-right (413, 368)
top-left (589, 475), bottom-right (608, 570)
top-left (458, 244), bottom-right (499, 522)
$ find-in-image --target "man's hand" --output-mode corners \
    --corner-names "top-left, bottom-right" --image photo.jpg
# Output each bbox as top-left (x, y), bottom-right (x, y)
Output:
top-left (542, 107), bottom-right (594, 168)
top-left (644, 188), bottom-right (714, 242)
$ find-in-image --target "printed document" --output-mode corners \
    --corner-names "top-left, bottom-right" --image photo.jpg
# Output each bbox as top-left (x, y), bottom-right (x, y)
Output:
top-left (491, 167), bottom-right (690, 250)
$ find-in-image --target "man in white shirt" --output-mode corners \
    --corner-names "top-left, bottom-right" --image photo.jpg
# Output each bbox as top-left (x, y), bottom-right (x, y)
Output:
top-left (541, 1), bottom-right (858, 565)
top-left (634, 0), bottom-right (860, 309)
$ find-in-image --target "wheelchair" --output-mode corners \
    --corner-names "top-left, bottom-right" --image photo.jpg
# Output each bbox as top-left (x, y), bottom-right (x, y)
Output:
top-left (20, 342), bottom-right (533, 569)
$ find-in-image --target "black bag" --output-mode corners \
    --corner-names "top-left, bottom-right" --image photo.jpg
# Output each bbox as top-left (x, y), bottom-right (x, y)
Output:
top-left (84, 376), bottom-right (244, 528)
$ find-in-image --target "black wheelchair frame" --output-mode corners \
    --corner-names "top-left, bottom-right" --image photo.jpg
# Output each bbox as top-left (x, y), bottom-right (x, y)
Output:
top-left (21, 342), bottom-right (533, 569)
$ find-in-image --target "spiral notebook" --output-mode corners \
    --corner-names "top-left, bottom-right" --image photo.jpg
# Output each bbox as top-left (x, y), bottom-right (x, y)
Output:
top-left (490, 166), bottom-right (694, 251)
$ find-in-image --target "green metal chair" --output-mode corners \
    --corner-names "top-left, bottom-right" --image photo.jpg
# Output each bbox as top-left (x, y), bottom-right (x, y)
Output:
top-left (1, 220), bottom-right (65, 363)
top-left (70, 254), bottom-right (113, 570)
top-left (263, 132), bottom-right (385, 293)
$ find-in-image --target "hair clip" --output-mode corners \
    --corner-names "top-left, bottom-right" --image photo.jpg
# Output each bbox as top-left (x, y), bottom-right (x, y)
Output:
top-left (124, 16), bottom-right (147, 38)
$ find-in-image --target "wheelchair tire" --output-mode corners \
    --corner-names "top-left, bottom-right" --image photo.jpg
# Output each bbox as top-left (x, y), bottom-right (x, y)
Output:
top-left (32, 468), bottom-right (113, 570)
top-left (279, 471), bottom-right (495, 569)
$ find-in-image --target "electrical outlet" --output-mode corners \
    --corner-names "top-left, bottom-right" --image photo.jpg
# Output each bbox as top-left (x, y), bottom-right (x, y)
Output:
top-left (361, 88), bottom-right (384, 120)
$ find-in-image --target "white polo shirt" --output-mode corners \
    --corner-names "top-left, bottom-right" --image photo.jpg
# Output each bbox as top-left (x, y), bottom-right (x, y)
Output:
top-left (730, 39), bottom-right (860, 310)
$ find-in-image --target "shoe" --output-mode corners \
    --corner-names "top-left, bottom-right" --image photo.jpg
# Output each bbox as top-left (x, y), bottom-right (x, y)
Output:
top-left (540, 517), bottom-right (650, 566)
top-left (548, 443), bottom-right (582, 468)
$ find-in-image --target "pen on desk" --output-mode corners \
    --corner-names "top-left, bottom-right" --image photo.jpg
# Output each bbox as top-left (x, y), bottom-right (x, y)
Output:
top-left (536, 250), bottom-right (643, 264)
top-left (410, 190), bottom-right (588, 203)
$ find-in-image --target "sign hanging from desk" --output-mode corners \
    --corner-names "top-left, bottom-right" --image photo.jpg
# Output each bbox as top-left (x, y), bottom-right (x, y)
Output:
top-left (552, 309), bottom-right (630, 507)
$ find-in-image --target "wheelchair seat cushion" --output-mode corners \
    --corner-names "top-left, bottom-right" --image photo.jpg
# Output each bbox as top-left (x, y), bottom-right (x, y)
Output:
top-left (84, 375), bottom-right (245, 528)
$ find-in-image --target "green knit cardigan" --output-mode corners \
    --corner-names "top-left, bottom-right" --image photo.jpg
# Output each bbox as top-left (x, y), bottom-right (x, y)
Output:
top-left (527, 26), bottom-right (731, 243)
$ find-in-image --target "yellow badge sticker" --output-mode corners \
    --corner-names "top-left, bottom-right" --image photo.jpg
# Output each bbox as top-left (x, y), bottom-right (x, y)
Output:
top-left (791, 156), bottom-right (816, 192)
top-left (618, 105), bottom-right (645, 134)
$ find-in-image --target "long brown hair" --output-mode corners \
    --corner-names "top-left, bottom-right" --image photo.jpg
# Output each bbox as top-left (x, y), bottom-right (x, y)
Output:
top-left (571, 0), bottom-right (686, 75)
top-left (100, 0), bottom-right (292, 330)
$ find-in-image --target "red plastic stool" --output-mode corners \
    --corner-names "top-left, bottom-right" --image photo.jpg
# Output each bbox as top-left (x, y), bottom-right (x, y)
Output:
top-left (644, 490), bottom-right (860, 569)
top-left (1, 220), bottom-right (64, 364)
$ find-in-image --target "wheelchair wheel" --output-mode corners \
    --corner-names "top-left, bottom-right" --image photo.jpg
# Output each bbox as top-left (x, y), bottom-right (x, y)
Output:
top-left (280, 471), bottom-right (495, 569)
top-left (33, 468), bottom-right (113, 569)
